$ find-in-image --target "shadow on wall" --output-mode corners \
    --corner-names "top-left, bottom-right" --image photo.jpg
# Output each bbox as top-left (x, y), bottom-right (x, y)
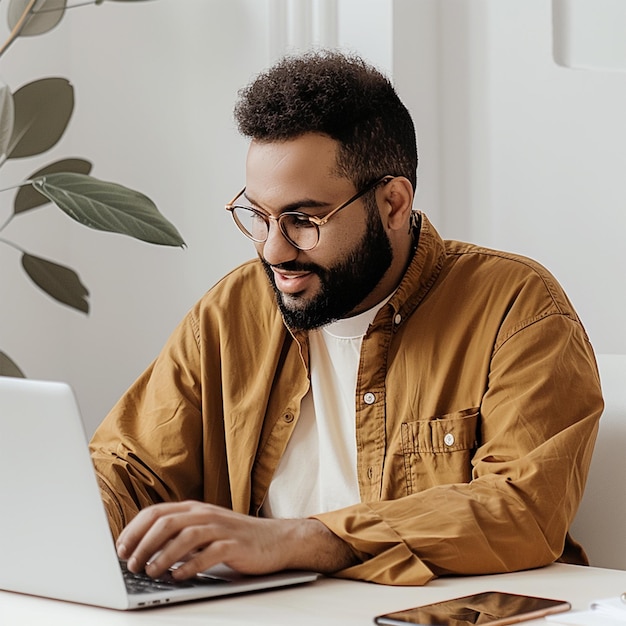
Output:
top-left (570, 354), bottom-right (626, 570)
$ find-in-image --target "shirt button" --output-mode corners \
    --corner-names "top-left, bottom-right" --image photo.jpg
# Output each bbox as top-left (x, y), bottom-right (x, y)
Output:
top-left (283, 412), bottom-right (295, 423)
top-left (394, 314), bottom-right (402, 325)
top-left (363, 392), bottom-right (376, 405)
top-left (444, 433), bottom-right (455, 447)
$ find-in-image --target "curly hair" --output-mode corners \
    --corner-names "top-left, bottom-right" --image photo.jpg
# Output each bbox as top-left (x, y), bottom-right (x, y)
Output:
top-left (234, 50), bottom-right (417, 191)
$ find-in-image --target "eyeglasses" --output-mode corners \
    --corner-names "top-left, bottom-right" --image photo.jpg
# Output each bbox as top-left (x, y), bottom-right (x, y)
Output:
top-left (225, 175), bottom-right (393, 251)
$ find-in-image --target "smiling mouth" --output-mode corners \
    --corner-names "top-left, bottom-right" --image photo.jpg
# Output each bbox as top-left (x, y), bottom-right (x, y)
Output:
top-left (271, 269), bottom-right (315, 295)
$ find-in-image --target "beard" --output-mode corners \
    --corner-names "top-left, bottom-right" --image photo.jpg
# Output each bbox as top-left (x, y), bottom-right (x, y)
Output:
top-left (261, 209), bottom-right (393, 331)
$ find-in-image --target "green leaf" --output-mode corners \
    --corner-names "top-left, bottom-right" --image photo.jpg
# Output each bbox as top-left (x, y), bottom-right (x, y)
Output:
top-left (0, 351), bottom-right (26, 378)
top-left (8, 77), bottom-right (74, 158)
top-left (32, 172), bottom-right (186, 247)
top-left (14, 158), bottom-right (93, 214)
top-left (7, 0), bottom-right (67, 36)
top-left (21, 252), bottom-right (90, 313)
top-left (0, 81), bottom-right (15, 161)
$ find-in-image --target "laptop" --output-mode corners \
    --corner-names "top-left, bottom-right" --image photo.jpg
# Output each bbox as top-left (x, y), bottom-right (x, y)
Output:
top-left (0, 376), bottom-right (319, 610)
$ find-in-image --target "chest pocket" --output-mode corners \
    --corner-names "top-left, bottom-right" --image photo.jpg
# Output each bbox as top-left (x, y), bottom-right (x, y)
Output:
top-left (401, 408), bottom-right (479, 493)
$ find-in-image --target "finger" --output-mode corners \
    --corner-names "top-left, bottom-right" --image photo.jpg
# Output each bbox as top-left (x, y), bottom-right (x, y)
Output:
top-left (148, 525), bottom-right (223, 579)
top-left (116, 503), bottom-right (182, 559)
top-left (131, 512), bottom-right (217, 577)
top-left (118, 502), bottom-right (195, 570)
top-left (170, 538), bottom-right (237, 580)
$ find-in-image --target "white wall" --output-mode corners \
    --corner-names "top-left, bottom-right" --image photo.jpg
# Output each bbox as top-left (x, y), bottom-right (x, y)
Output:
top-left (1, 0), bottom-right (624, 435)
top-left (483, 1), bottom-right (626, 358)
top-left (394, 0), bottom-right (626, 356)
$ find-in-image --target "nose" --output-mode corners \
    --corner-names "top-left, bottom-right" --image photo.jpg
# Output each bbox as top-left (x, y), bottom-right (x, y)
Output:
top-left (257, 220), bottom-right (299, 267)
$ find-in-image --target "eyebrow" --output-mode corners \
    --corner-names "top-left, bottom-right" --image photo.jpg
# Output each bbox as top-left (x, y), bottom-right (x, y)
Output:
top-left (243, 191), bottom-right (332, 215)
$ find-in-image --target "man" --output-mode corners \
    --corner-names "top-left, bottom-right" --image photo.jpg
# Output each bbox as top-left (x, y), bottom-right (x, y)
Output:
top-left (90, 51), bottom-right (603, 586)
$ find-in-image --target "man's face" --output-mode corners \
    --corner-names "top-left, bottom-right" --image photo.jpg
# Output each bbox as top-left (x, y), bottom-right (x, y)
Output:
top-left (244, 134), bottom-right (394, 330)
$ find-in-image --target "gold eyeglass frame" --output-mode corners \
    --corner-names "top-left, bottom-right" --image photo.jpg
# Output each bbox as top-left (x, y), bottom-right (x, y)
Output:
top-left (224, 175), bottom-right (393, 251)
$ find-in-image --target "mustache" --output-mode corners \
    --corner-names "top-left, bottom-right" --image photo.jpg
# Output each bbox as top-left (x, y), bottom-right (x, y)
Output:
top-left (261, 258), bottom-right (323, 275)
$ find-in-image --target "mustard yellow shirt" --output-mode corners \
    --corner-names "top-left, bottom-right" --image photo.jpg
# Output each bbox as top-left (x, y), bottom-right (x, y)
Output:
top-left (90, 214), bottom-right (603, 586)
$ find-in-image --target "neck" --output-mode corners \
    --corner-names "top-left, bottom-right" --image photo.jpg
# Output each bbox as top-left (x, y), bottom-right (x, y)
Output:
top-left (350, 226), bottom-right (417, 316)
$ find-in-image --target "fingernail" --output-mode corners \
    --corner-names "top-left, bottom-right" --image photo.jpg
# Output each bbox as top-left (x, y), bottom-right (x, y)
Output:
top-left (117, 543), bottom-right (127, 558)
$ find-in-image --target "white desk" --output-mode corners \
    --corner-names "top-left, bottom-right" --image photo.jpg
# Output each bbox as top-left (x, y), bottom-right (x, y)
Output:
top-left (1, 563), bottom-right (624, 626)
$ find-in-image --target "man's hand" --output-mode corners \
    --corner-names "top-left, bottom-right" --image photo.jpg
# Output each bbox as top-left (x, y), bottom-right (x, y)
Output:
top-left (116, 501), bottom-right (357, 580)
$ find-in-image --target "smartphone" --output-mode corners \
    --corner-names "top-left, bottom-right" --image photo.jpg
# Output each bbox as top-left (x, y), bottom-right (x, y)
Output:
top-left (374, 590), bottom-right (571, 626)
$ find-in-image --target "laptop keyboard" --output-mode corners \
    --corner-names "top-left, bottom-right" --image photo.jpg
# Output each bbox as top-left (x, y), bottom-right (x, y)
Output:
top-left (120, 560), bottom-right (230, 594)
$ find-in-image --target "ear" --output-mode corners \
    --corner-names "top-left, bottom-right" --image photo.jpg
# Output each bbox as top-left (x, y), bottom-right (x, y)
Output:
top-left (379, 176), bottom-right (414, 231)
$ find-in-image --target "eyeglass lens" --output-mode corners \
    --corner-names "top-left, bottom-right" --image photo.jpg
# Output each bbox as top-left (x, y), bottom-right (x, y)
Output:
top-left (232, 207), bottom-right (319, 250)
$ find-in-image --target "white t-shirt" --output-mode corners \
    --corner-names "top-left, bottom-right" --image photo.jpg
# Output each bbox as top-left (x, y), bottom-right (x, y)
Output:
top-left (260, 299), bottom-right (390, 518)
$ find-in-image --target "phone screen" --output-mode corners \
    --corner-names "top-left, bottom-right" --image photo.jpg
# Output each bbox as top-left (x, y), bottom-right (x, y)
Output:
top-left (374, 591), bottom-right (571, 626)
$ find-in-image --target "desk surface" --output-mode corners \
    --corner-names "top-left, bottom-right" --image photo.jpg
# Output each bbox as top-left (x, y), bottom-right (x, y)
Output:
top-left (1, 563), bottom-right (624, 626)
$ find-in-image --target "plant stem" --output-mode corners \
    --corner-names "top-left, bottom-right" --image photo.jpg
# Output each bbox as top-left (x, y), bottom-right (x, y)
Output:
top-left (0, 0), bottom-right (101, 58)
top-left (0, 180), bottom-right (34, 195)
top-left (0, 180), bottom-right (35, 231)
top-left (0, 214), bottom-right (14, 232)
top-left (0, 236), bottom-right (24, 254)
top-left (0, 0), bottom-right (40, 59)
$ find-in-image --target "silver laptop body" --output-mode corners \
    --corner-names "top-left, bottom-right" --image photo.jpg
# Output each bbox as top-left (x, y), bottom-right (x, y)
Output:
top-left (0, 376), bottom-right (318, 610)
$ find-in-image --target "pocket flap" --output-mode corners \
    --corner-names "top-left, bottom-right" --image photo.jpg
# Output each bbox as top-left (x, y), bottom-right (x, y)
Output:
top-left (401, 408), bottom-right (479, 454)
